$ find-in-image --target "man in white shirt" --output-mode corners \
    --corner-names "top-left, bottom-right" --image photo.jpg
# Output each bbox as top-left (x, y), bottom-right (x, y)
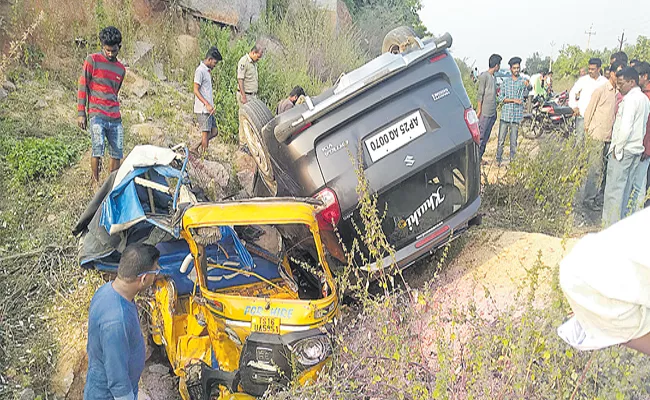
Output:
top-left (569, 58), bottom-right (608, 142)
top-left (602, 67), bottom-right (650, 227)
top-left (193, 46), bottom-right (222, 153)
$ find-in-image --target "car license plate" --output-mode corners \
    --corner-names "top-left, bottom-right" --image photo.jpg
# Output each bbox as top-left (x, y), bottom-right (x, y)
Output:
top-left (364, 111), bottom-right (427, 162)
top-left (251, 316), bottom-right (281, 334)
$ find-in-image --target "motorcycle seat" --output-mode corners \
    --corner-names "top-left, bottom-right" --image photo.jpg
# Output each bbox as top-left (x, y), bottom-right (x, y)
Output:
top-left (554, 106), bottom-right (574, 116)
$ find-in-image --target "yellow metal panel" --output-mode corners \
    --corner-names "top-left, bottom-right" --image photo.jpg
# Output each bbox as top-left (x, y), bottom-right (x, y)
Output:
top-left (181, 200), bottom-right (320, 229)
top-left (177, 335), bottom-right (211, 369)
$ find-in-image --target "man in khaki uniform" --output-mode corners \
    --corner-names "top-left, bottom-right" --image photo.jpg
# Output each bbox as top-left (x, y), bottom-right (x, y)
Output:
top-left (237, 43), bottom-right (264, 106)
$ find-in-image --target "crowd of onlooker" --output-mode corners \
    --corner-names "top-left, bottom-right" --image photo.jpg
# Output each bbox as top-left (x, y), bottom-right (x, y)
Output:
top-left (571, 53), bottom-right (650, 227)
top-left (475, 51), bottom-right (650, 227)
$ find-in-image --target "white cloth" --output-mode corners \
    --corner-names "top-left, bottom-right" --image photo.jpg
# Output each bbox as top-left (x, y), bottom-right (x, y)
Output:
top-left (558, 207), bottom-right (650, 350)
top-left (112, 145), bottom-right (178, 190)
top-left (568, 74), bottom-right (608, 117)
top-left (609, 86), bottom-right (650, 160)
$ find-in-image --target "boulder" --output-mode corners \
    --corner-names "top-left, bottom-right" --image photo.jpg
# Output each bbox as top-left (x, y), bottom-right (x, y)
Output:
top-left (148, 364), bottom-right (170, 375)
top-left (131, 41), bottom-right (154, 66)
top-left (51, 346), bottom-right (87, 399)
top-left (204, 160), bottom-right (230, 188)
top-left (234, 151), bottom-right (257, 196)
top-left (0, 88), bottom-right (7, 101)
top-left (175, 0), bottom-right (265, 31)
top-left (188, 156), bottom-right (230, 200)
top-left (237, 170), bottom-right (255, 197)
top-left (186, 16), bottom-right (201, 37)
top-left (173, 35), bottom-right (199, 61)
top-left (122, 70), bottom-right (151, 98)
top-left (2, 80), bottom-right (16, 92)
top-left (153, 63), bottom-right (167, 81)
top-left (19, 388), bottom-right (35, 400)
top-left (34, 99), bottom-right (48, 109)
top-left (138, 362), bottom-right (179, 400)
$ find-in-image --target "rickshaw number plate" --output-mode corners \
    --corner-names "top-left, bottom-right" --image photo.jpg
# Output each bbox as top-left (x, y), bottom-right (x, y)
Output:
top-left (251, 317), bottom-right (281, 334)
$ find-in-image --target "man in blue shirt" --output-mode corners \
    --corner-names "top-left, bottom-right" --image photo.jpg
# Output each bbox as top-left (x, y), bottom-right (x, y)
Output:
top-left (84, 244), bottom-right (161, 400)
top-left (497, 57), bottom-right (527, 165)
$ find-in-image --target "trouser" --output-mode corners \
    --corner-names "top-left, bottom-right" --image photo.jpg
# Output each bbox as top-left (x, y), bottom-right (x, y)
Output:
top-left (575, 116), bottom-right (585, 143)
top-left (236, 91), bottom-right (257, 107)
top-left (583, 142), bottom-right (610, 205)
top-left (629, 157), bottom-right (650, 213)
top-left (646, 164), bottom-right (650, 208)
top-left (478, 114), bottom-right (497, 158)
top-left (602, 151), bottom-right (641, 227)
top-left (496, 121), bottom-right (519, 163)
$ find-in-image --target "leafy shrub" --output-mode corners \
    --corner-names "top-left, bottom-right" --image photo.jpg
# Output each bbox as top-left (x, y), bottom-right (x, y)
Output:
top-left (5, 136), bottom-right (87, 183)
top-left (197, 24), bottom-right (253, 143)
top-left (253, 0), bottom-right (367, 106)
top-left (483, 135), bottom-right (594, 235)
top-left (456, 58), bottom-right (478, 108)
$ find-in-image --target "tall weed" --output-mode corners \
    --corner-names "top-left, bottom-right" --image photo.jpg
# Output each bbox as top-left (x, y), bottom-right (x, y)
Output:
top-left (483, 135), bottom-right (594, 235)
top-left (252, 0), bottom-right (367, 107)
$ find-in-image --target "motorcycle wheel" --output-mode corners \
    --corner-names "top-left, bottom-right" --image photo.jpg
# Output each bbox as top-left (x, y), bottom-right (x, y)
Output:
top-left (522, 117), bottom-right (542, 139)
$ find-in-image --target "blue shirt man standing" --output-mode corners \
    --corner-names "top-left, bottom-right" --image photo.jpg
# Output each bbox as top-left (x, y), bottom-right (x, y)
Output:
top-left (84, 243), bottom-right (161, 400)
top-left (497, 57), bottom-right (527, 165)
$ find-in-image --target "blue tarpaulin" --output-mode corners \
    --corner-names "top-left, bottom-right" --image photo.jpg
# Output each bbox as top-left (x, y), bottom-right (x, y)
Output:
top-left (100, 165), bottom-right (180, 236)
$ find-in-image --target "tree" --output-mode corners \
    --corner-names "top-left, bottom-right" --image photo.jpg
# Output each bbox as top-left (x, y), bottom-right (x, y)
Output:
top-left (630, 36), bottom-right (650, 63)
top-left (525, 52), bottom-right (552, 75)
top-left (551, 45), bottom-right (609, 78)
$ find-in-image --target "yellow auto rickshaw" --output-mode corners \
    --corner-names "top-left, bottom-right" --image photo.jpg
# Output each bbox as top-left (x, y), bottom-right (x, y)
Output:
top-left (147, 198), bottom-right (339, 399)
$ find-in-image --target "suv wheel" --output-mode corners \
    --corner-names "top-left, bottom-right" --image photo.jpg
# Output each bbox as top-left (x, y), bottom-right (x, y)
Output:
top-left (239, 98), bottom-right (277, 196)
top-left (382, 26), bottom-right (419, 54)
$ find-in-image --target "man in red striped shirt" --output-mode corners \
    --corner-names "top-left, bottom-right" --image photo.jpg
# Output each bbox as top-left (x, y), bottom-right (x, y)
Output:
top-left (77, 26), bottom-right (126, 183)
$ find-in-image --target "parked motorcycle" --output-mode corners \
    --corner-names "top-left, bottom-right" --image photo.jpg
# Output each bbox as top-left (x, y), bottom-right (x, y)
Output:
top-left (521, 93), bottom-right (575, 139)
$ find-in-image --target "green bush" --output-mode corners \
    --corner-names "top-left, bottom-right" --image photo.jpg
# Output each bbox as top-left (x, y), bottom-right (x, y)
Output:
top-left (196, 24), bottom-right (253, 143)
top-left (456, 58), bottom-right (478, 108)
top-left (253, 1), bottom-right (367, 107)
top-left (483, 135), bottom-right (594, 236)
top-left (5, 136), bottom-right (87, 183)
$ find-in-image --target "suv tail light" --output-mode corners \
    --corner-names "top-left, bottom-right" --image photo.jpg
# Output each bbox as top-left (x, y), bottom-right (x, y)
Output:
top-left (314, 188), bottom-right (341, 230)
top-left (429, 53), bottom-right (448, 63)
top-left (464, 109), bottom-right (480, 145)
top-left (292, 122), bottom-right (312, 138)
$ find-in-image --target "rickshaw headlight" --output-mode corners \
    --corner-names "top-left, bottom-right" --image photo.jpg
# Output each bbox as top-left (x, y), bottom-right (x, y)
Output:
top-left (291, 336), bottom-right (331, 367)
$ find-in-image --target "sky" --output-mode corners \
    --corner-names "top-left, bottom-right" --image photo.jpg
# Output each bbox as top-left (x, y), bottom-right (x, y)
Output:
top-left (419, 0), bottom-right (649, 71)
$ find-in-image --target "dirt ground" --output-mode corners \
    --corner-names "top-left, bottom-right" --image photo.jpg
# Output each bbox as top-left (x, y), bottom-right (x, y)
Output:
top-left (426, 228), bottom-right (576, 322)
top-left (410, 228), bottom-right (578, 367)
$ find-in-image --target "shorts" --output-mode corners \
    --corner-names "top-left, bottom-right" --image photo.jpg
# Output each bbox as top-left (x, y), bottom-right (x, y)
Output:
top-left (196, 113), bottom-right (216, 132)
top-left (90, 117), bottom-right (124, 159)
